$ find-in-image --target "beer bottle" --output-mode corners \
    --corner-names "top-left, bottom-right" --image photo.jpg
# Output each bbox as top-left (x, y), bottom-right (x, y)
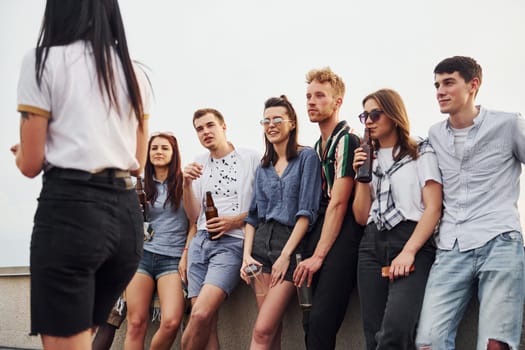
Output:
top-left (136, 175), bottom-right (148, 222)
top-left (356, 128), bottom-right (373, 183)
top-left (205, 191), bottom-right (219, 238)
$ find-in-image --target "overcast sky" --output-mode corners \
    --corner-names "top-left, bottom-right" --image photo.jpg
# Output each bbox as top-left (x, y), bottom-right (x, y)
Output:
top-left (1, 0), bottom-right (524, 266)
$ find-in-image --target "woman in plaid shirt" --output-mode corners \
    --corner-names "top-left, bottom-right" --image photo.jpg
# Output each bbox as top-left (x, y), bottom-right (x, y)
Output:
top-left (352, 89), bottom-right (443, 350)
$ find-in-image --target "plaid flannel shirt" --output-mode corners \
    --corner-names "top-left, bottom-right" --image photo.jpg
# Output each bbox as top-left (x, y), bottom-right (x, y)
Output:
top-left (371, 139), bottom-right (433, 230)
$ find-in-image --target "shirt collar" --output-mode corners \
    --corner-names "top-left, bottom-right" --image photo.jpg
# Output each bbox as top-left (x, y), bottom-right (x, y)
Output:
top-left (445, 105), bottom-right (485, 131)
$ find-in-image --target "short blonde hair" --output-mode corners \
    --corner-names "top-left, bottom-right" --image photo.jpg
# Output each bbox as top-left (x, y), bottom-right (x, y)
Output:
top-left (306, 67), bottom-right (345, 99)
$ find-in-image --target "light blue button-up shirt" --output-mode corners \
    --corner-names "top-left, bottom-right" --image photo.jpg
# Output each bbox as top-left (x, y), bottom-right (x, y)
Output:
top-left (429, 106), bottom-right (525, 251)
top-left (245, 147), bottom-right (322, 230)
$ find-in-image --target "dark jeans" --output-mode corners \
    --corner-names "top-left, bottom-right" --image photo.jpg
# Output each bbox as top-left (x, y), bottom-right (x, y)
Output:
top-left (302, 209), bottom-right (363, 350)
top-left (358, 221), bottom-right (435, 350)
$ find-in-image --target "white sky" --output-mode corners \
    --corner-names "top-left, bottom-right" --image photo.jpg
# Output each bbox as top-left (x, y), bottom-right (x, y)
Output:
top-left (1, 0), bottom-right (524, 266)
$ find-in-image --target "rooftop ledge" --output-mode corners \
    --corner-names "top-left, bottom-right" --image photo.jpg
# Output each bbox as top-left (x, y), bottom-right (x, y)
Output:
top-left (0, 266), bottom-right (30, 277)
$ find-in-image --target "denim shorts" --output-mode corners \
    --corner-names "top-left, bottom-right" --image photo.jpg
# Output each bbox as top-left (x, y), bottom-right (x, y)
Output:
top-left (30, 168), bottom-right (143, 336)
top-left (137, 250), bottom-right (181, 280)
top-left (187, 230), bottom-right (243, 298)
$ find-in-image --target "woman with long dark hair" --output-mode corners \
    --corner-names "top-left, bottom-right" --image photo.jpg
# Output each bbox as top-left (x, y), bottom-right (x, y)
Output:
top-left (124, 132), bottom-right (195, 350)
top-left (10, 1), bottom-right (151, 349)
top-left (352, 89), bottom-right (442, 349)
top-left (240, 96), bottom-right (322, 349)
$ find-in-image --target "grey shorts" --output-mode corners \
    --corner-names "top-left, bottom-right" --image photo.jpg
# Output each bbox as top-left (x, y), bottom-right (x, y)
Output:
top-left (187, 230), bottom-right (243, 298)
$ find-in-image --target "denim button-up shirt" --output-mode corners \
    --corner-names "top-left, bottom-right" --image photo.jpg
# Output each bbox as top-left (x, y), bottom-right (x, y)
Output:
top-left (245, 147), bottom-right (322, 230)
top-left (429, 106), bottom-right (525, 251)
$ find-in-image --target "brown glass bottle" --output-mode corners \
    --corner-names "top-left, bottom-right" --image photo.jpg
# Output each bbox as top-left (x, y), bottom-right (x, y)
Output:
top-left (356, 128), bottom-right (373, 183)
top-left (135, 175), bottom-right (148, 222)
top-left (205, 191), bottom-right (219, 238)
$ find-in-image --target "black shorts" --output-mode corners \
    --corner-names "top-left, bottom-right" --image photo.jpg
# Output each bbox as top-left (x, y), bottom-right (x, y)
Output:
top-left (251, 220), bottom-right (306, 282)
top-left (30, 168), bottom-right (143, 336)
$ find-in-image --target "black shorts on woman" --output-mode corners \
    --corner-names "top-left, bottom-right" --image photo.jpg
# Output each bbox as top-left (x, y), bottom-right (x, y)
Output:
top-left (251, 220), bottom-right (305, 282)
top-left (30, 168), bottom-right (143, 336)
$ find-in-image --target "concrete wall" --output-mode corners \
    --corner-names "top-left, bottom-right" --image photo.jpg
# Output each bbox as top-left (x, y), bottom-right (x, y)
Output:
top-left (1, 266), bottom-right (523, 349)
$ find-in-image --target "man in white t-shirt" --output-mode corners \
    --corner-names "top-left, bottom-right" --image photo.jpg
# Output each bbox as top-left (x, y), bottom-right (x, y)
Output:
top-left (181, 108), bottom-right (259, 350)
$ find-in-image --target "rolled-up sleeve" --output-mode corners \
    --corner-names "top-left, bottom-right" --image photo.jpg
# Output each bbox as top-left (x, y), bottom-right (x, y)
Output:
top-left (295, 148), bottom-right (322, 229)
top-left (245, 168), bottom-right (261, 227)
top-left (513, 112), bottom-right (525, 163)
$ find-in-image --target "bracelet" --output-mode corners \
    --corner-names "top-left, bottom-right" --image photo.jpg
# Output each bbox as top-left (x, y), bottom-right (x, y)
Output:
top-left (183, 247), bottom-right (188, 251)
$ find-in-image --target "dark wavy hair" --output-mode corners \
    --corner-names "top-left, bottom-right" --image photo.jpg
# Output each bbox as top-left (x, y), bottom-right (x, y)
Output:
top-left (144, 134), bottom-right (183, 210)
top-left (35, 0), bottom-right (144, 126)
top-left (362, 89), bottom-right (418, 161)
top-left (261, 95), bottom-right (300, 168)
top-left (434, 56), bottom-right (482, 96)
top-left (434, 56), bottom-right (482, 85)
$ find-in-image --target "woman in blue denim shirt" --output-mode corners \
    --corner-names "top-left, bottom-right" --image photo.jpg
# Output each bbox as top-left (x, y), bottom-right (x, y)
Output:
top-left (241, 95), bottom-right (322, 349)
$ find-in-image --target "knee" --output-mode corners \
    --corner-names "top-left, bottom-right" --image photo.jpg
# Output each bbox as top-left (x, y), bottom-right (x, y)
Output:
top-left (159, 316), bottom-right (182, 335)
top-left (379, 321), bottom-right (413, 346)
top-left (188, 308), bottom-right (213, 329)
top-left (126, 315), bottom-right (148, 336)
top-left (252, 322), bottom-right (276, 345)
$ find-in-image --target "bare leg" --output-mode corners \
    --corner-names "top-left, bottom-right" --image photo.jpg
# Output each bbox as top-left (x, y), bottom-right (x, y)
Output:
top-left (487, 339), bottom-right (510, 350)
top-left (150, 273), bottom-right (185, 350)
top-left (124, 273), bottom-right (155, 350)
top-left (42, 329), bottom-right (92, 350)
top-left (181, 284), bottom-right (226, 350)
top-left (204, 312), bottom-right (220, 350)
top-left (249, 278), bottom-right (295, 350)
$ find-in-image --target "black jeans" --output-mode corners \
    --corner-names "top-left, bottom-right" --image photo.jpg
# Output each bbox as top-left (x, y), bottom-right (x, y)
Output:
top-left (357, 221), bottom-right (435, 350)
top-left (302, 209), bottom-right (363, 350)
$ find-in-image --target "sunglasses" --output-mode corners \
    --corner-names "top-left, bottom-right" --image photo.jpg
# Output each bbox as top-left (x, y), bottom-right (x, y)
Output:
top-left (150, 131), bottom-right (174, 137)
top-left (358, 110), bottom-right (383, 124)
top-left (259, 117), bottom-right (292, 126)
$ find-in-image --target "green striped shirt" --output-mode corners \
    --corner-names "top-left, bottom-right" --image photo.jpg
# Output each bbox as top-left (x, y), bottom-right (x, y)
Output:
top-left (314, 121), bottom-right (360, 203)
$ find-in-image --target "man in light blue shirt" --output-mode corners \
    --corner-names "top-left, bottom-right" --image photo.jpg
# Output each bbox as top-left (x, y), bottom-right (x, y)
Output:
top-left (416, 56), bottom-right (525, 350)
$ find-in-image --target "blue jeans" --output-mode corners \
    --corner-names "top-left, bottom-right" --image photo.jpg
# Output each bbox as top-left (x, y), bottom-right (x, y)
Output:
top-left (416, 231), bottom-right (525, 350)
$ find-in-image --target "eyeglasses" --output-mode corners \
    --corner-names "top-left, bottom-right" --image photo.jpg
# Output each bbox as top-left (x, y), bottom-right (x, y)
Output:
top-left (259, 117), bottom-right (291, 126)
top-left (358, 110), bottom-right (383, 124)
top-left (150, 131), bottom-right (174, 138)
